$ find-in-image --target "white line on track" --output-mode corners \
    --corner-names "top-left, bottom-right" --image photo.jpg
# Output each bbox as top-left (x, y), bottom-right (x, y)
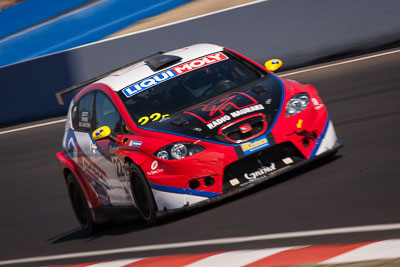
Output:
top-left (1, 223), bottom-right (400, 265)
top-left (280, 48), bottom-right (400, 77)
top-left (1, 47), bottom-right (400, 136)
top-left (0, 118), bottom-right (66, 135)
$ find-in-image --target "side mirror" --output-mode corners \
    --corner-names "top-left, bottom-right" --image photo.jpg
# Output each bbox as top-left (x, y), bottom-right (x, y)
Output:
top-left (92, 126), bottom-right (116, 142)
top-left (264, 59), bottom-right (282, 72)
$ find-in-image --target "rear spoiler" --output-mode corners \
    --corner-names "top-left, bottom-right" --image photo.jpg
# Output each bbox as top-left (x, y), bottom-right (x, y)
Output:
top-left (55, 51), bottom-right (163, 105)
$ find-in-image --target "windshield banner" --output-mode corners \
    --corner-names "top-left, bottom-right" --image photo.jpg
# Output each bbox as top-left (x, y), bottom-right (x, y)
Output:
top-left (122, 52), bottom-right (228, 97)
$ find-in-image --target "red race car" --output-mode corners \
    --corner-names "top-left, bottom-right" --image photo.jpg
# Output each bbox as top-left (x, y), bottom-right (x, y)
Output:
top-left (56, 43), bottom-right (342, 231)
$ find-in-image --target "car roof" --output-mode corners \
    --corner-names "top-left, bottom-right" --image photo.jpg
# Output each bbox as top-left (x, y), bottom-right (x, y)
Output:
top-left (97, 43), bottom-right (224, 92)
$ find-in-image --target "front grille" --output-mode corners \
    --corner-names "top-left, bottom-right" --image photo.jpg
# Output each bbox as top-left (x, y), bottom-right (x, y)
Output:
top-left (220, 113), bottom-right (266, 143)
top-left (223, 142), bottom-right (305, 192)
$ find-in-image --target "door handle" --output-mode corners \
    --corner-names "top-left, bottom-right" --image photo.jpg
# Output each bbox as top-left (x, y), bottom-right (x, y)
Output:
top-left (91, 143), bottom-right (97, 151)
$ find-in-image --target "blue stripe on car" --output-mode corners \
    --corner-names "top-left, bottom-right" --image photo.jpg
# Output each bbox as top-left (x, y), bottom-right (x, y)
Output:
top-left (266, 73), bottom-right (285, 133)
top-left (150, 183), bottom-right (220, 198)
top-left (309, 117), bottom-right (330, 158)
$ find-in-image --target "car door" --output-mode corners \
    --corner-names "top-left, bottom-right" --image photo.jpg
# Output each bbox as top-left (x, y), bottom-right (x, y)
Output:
top-left (71, 92), bottom-right (111, 205)
top-left (91, 91), bottom-right (133, 205)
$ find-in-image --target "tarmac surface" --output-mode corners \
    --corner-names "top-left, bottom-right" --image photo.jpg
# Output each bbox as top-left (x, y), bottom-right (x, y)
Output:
top-left (0, 47), bottom-right (399, 266)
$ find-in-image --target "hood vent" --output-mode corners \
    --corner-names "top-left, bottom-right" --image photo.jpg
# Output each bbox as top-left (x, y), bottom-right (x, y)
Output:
top-left (219, 113), bottom-right (267, 143)
top-left (171, 116), bottom-right (189, 127)
top-left (145, 54), bottom-right (182, 70)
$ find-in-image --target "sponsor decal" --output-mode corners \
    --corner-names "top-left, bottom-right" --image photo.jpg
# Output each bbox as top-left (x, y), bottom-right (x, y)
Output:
top-left (122, 52), bottom-right (228, 97)
top-left (147, 160), bottom-right (164, 176)
top-left (138, 113), bottom-right (169, 125)
top-left (229, 104), bottom-right (264, 118)
top-left (111, 156), bottom-right (127, 178)
top-left (123, 70), bottom-right (176, 97)
top-left (184, 92), bottom-right (264, 130)
top-left (240, 135), bottom-right (270, 155)
top-left (282, 157), bottom-right (294, 165)
top-left (204, 104), bottom-right (265, 130)
top-left (128, 140), bottom-right (142, 147)
top-left (244, 163), bottom-right (276, 181)
top-left (83, 158), bottom-right (106, 181)
top-left (159, 116), bottom-right (170, 122)
top-left (230, 178), bottom-right (240, 186)
top-left (79, 111), bottom-right (91, 128)
top-left (206, 115), bottom-right (231, 129)
top-left (151, 160), bottom-right (158, 170)
top-left (95, 129), bottom-right (104, 137)
top-left (78, 122), bottom-right (90, 128)
top-left (296, 119), bottom-right (303, 129)
top-left (185, 92), bottom-right (258, 126)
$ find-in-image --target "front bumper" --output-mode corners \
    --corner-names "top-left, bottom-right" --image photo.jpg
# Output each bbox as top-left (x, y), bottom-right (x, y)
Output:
top-left (153, 138), bottom-right (343, 217)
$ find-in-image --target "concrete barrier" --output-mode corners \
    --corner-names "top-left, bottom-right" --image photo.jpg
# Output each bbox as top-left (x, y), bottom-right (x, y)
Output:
top-left (1, 0), bottom-right (400, 126)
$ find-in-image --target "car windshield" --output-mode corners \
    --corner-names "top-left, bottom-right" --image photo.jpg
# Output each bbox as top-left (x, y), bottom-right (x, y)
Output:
top-left (117, 53), bottom-right (264, 125)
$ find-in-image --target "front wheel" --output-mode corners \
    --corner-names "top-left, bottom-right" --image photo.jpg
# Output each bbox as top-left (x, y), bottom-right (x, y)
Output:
top-left (67, 173), bottom-right (95, 233)
top-left (129, 163), bottom-right (158, 225)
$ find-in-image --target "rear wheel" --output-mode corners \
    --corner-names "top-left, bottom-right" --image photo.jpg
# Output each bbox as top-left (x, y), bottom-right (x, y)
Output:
top-left (129, 163), bottom-right (157, 224)
top-left (67, 173), bottom-right (95, 233)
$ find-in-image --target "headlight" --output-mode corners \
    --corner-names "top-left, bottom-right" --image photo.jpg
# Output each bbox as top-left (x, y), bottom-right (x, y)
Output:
top-left (285, 93), bottom-right (309, 117)
top-left (155, 143), bottom-right (205, 160)
top-left (171, 144), bottom-right (187, 159)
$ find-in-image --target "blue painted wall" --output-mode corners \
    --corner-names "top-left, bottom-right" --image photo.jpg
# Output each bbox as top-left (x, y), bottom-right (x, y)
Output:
top-left (0, 0), bottom-right (193, 67)
top-left (0, 0), bottom-right (91, 39)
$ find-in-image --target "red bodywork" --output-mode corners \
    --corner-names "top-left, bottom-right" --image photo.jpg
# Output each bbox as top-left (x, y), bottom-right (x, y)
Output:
top-left (57, 48), bottom-right (330, 211)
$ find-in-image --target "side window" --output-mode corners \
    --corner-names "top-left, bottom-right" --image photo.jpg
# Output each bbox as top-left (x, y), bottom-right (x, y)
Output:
top-left (95, 92), bottom-right (125, 134)
top-left (77, 93), bottom-right (94, 131)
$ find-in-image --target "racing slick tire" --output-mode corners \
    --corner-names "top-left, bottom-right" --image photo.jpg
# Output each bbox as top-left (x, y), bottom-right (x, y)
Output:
top-left (129, 163), bottom-right (158, 225)
top-left (66, 173), bottom-right (96, 233)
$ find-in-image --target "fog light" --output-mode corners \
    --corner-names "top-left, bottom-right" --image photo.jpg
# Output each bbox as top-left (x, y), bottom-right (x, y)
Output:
top-left (189, 179), bottom-right (200, 190)
top-left (203, 176), bottom-right (214, 187)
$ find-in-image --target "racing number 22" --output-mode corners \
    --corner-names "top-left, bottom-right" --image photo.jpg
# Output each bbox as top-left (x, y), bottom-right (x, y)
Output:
top-left (138, 113), bottom-right (169, 125)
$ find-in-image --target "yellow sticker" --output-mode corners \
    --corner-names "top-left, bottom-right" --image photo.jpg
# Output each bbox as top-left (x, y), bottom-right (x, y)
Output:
top-left (138, 116), bottom-right (149, 125)
top-left (241, 137), bottom-right (269, 153)
top-left (149, 113), bottom-right (161, 121)
top-left (138, 113), bottom-right (169, 125)
top-left (296, 119), bottom-right (303, 128)
top-left (264, 59), bottom-right (283, 72)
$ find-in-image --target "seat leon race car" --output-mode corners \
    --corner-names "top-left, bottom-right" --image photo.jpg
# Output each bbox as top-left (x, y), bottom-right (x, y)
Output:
top-left (56, 43), bottom-right (342, 231)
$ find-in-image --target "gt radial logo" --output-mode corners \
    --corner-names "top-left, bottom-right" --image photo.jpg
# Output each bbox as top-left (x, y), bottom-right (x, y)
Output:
top-left (184, 92), bottom-right (258, 124)
top-left (244, 163), bottom-right (276, 181)
top-left (122, 52), bottom-right (228, 97)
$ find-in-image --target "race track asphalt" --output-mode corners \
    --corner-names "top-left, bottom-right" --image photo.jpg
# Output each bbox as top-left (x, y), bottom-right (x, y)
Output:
top-left (0, 49), bottom-right (400, 266)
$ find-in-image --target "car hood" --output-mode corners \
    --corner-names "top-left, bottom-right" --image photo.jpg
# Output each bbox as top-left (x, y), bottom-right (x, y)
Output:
top-left (139, 75), bottom-right (284, 145)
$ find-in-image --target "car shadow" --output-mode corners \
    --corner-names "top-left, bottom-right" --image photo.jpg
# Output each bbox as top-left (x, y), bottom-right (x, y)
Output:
top-left (48, 153), bottom-right (342, 244)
